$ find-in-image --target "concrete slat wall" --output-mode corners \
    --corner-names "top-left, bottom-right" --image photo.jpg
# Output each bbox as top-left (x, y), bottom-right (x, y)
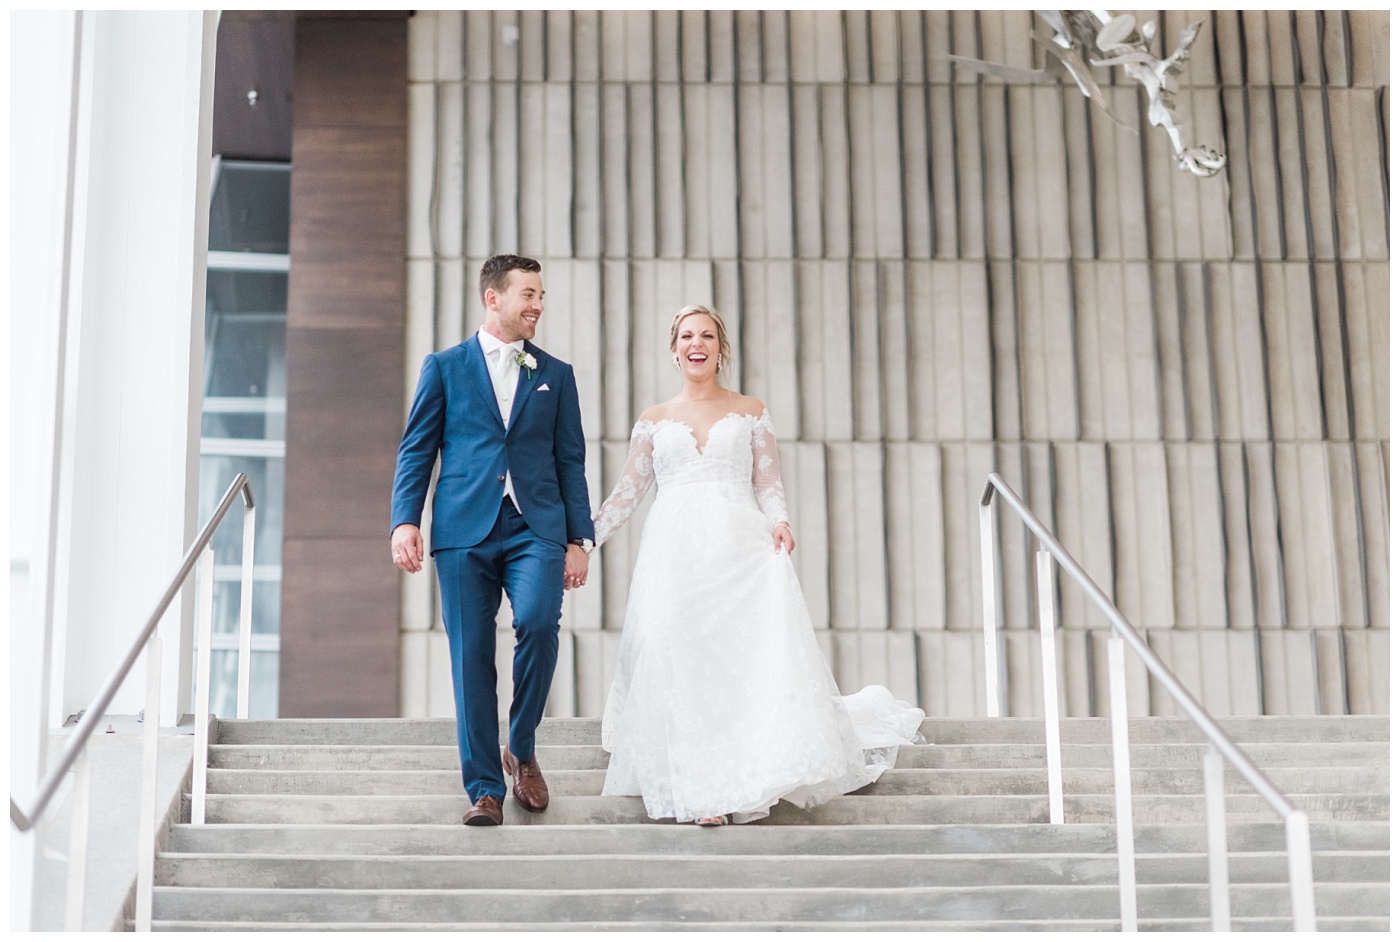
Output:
top-left (401, 10), bottom-right (1388, 720)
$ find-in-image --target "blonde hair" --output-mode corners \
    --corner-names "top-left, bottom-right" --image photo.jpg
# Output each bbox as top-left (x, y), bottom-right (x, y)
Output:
top-left (669, 304), bottom-right (732, 374)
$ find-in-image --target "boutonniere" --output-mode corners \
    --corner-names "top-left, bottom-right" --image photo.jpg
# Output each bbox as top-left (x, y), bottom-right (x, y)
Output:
top-left (514, 350), bottom-right (537, 378)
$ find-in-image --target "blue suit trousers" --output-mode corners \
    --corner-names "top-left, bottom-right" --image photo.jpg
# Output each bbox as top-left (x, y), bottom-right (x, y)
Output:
top-left (435, 498), bottom-right (566, 803)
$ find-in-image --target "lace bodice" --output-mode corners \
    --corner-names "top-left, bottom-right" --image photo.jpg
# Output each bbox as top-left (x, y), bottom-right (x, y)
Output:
top-left (592, 410), bottom-right (788, 547)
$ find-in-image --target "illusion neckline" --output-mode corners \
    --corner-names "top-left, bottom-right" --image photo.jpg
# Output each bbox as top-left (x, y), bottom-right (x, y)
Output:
top-left (641, 410), bottom-right (763, 457)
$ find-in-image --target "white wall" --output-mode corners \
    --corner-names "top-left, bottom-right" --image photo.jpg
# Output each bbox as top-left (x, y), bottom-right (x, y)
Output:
top-left (8, 11), bottom-right (216, 926)
top-left (9, 11), bottom-right (85, 929)
top-left (53, 9), bottom-right (216, 725)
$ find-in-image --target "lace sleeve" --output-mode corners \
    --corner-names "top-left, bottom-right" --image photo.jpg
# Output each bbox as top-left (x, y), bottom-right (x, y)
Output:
top-left (750, 409), bottom-right (789, 528)
top-left (591, 421), bottom-right (657, 548)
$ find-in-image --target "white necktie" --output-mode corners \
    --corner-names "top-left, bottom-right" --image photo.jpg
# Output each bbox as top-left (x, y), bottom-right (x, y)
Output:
top-left (492, 346), bottom-right (521, 509)
top-left (493, 348), bottom-right (517, 420)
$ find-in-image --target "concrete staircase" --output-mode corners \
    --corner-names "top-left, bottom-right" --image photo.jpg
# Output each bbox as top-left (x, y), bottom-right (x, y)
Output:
top-left (150, 716), bottom-right (1389, 931)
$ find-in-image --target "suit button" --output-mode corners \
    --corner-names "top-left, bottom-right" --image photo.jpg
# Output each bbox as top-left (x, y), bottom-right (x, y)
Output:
top-left (498, 474), bottom-right (506, 482)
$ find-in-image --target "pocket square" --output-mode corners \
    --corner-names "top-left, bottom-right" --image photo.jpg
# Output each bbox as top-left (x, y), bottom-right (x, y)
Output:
top-left (538, 383), bottom-right (550, 392)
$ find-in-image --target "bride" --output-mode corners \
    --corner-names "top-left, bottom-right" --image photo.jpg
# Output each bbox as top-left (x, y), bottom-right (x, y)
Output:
top-left (590, 304), bottom-right (924, 826)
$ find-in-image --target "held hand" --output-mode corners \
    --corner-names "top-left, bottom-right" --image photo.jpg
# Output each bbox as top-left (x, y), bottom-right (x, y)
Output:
top-left (564, 544), bottom-right (590, 590)
top-left (773, 522), bottom-right (795, 555)
top-left (391, 524), bottom-right (425, 573)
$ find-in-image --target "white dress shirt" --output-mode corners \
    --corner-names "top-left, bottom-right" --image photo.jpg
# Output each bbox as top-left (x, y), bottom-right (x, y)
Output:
top-left (477, 328), bottom-right (523, 511)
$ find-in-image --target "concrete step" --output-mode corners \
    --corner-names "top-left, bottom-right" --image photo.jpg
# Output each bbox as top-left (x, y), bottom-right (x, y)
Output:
top-left (165, 821), bottom-right (1392, 858)
top-left (171, 713), bottom-right (1390, 932)
top-left (147, 916), bottom-right (1395, 931)
top-left (213, 715), bottom-right (1391, 747)
top-left (892, 742), bottom-right (1388, 770)
top-left (154, 849), bottom-right (1390, 890)
top-left (202, 765), bottom-right (1389, 798)
top-left (207, 740), bottom-right (1388, 772)
top-left (197, 791), bottom-right (1388, 827)
top-left (920, 716), bottom-right (1391, 746)
top-left (148, 882), bottom-right (1389, 924)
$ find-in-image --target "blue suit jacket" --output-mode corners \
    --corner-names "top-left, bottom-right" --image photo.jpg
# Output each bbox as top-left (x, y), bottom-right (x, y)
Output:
top-left (391, 336), bottom-right (594, 553)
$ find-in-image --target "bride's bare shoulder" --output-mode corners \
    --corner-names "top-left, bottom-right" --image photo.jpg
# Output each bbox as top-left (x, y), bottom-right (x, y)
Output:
top-left (732, 393), bottom-right (767, 420)
top-left (640, 393), bottom-right (696, 423)
top-left (636, 403), bottom-right (670, 424)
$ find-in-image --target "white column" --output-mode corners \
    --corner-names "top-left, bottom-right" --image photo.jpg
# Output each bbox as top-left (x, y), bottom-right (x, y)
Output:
top-left (9, 11), bottom-right (85, 930)
top-left (48, 10), bottom-right (216, 727)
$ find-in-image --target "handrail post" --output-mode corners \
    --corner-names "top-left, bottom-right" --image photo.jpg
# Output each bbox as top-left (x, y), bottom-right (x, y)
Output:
top-left (1036, 549), bottom-right (1064, 825)
top-left (1106, 635), bottom-right (1137, 931)
top-left (191, 548), bottom-right (215, 825)
top-left (1285, 811), bottom-right (1316, 931)
top-left (64, 749), bottom-right (93, 931)
top-left (8, 475), bottom-right (251, 833)
top-left (236, 502), bottom-right (256, 718)
top-left (980, 472), bottom-right (1317, 933)
top-left (6, 475), bottom-right (258, 932)
top-left (1203, 743), bottom-right (1231, 931)
top-left (134, 636), bottom-right (161, 932)
top-left (979, 499), bottom-right (1001, 717)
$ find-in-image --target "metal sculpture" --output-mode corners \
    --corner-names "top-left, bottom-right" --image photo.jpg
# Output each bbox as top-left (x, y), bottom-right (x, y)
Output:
top-left (950, 10), bottom-right (1226, 177)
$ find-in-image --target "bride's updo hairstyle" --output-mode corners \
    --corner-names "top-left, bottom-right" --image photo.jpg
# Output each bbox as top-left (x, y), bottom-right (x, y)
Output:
top-left (669, 304), bottom-right (733, 375)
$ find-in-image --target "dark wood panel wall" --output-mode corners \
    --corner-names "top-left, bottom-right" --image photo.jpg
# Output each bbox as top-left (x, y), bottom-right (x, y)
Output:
top-left (282, 13), bottom-right (408, 716)
top-left (211, 11), bottom-right (295, 161)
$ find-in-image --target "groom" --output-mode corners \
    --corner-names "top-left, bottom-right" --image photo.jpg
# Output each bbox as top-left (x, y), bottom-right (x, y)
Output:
top-left (390, 254), bottom-right (594, 826)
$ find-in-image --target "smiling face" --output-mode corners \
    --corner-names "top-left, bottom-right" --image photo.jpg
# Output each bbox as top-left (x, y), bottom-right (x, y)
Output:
top-left (668, 305), bottom-right (732, 380)
top-left (483, 269), bottom-right (545, 343)
top-left (672, 312), bottom-right (722, 378)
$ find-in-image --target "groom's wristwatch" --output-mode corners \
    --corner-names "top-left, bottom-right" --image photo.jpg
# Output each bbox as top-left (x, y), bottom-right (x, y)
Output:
top-left (569, 537), bottom-right (594, 553)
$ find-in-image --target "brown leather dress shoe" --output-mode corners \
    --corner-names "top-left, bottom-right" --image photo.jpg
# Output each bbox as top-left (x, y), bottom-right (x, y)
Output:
top-left (462, 794), bottom-right (503, 826)
top-left (502, 748), bottom-right (549, 813)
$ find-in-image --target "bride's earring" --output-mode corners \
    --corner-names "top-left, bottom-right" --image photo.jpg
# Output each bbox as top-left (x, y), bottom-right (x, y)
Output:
top-left (715, 355), bottom-right (723, 372)
top-left (672, 355), bottom-right (681, 370)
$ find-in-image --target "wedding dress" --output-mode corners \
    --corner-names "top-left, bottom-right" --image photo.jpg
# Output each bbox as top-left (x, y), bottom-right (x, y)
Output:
top-left (592, 409), bottom-right (925, 823)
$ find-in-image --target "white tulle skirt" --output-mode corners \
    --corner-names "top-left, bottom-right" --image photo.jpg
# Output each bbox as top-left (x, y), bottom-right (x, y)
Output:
top-left (600, 481), bottom-right (925, 823)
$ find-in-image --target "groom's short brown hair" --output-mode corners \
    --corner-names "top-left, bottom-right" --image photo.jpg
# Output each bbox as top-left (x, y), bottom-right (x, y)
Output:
top-left (479, 254), bottom-right (541, 305)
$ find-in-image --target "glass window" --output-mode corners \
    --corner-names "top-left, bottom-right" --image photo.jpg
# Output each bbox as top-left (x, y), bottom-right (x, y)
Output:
top-left (197, 161), bottom-right (289, 720)
top-left (208, 161), bottom-right (291, 254)
top-left (207, 649), bottom-right (280, 721)
top-left (199, 455), bottom-right (284, 568)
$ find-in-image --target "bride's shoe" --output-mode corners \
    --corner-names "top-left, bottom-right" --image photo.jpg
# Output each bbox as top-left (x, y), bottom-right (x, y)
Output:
top-left (695, 815), bottom-right (729, 827)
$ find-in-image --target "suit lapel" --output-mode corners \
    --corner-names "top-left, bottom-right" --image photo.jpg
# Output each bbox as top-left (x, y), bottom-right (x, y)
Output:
top-left (464, 336), bottom-right (505, 427)
top-left (507, 342), bottom-right (544, 429)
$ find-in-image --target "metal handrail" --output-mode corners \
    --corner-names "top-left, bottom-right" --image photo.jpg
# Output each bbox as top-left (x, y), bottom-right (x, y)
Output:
top-left (9, 473), bottom-right (255, 832)
top-left (9, 473), bottom-right (255, 931)
top-left (979, 471), bottom-right (1316, 931)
